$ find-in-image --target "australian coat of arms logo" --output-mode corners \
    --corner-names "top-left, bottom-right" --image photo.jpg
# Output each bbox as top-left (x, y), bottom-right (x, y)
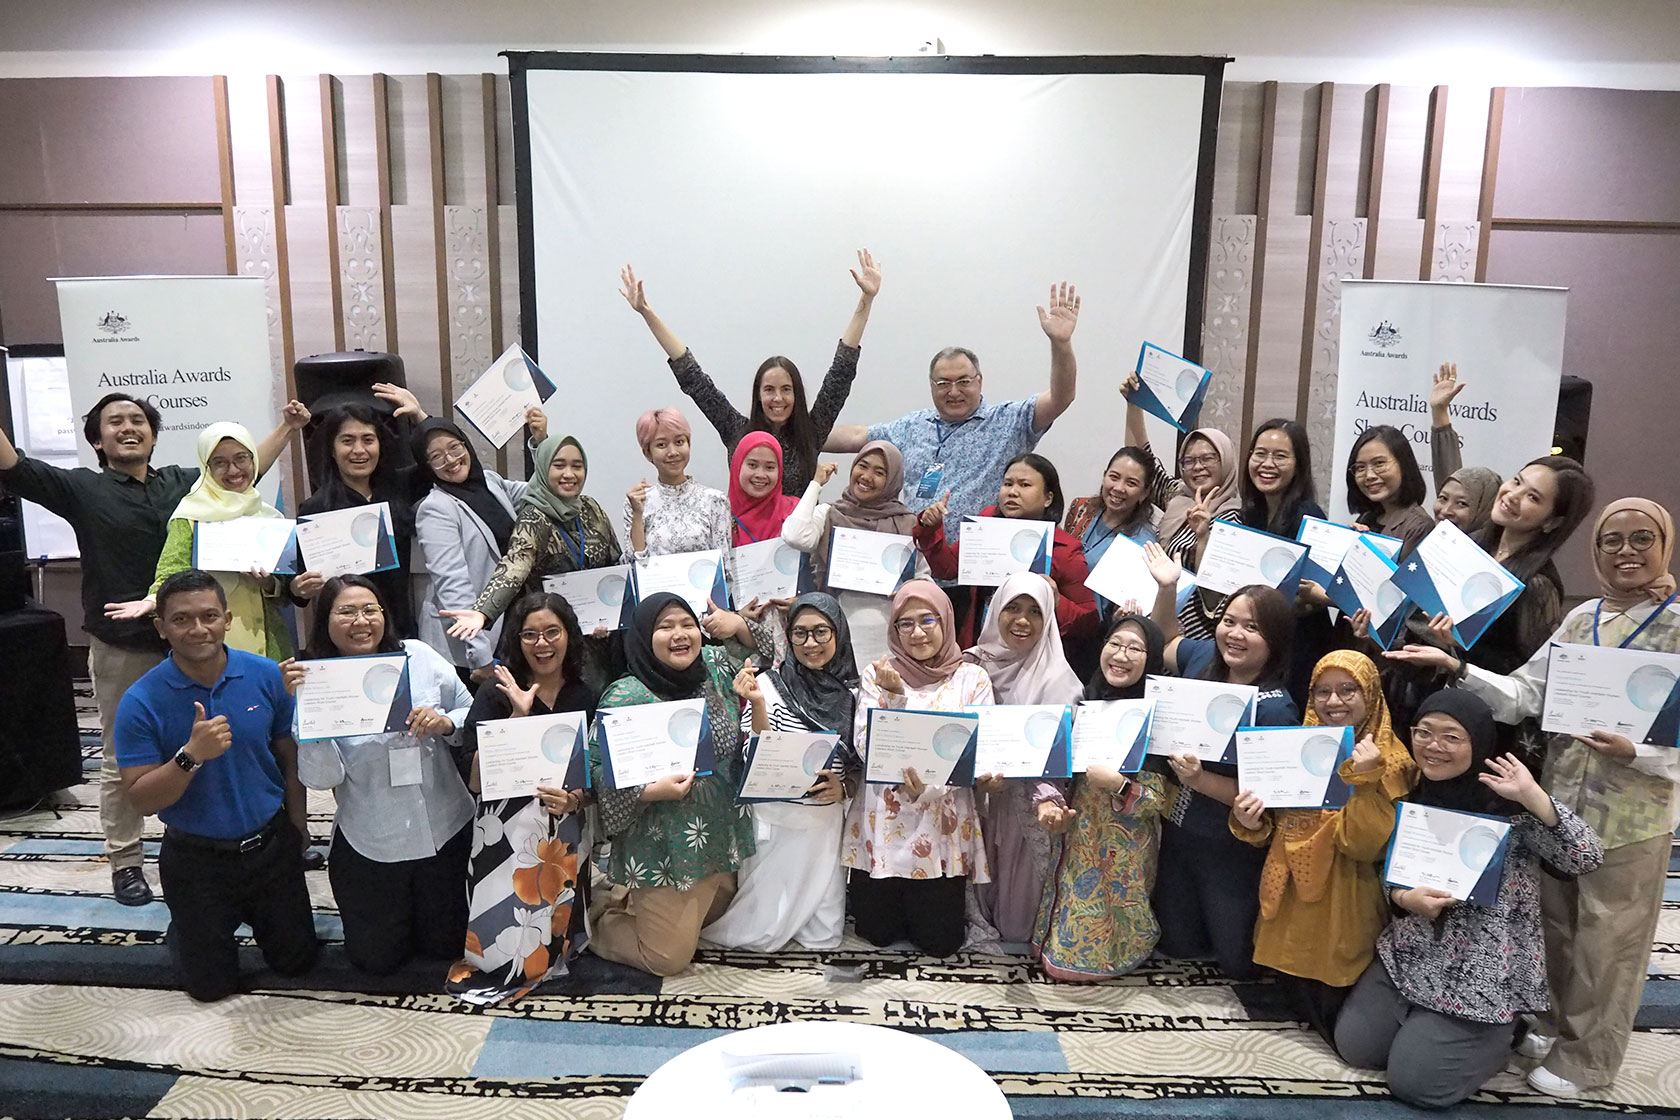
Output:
top-left (1366, 320), bottom-right (1402, 349)
top-left (96, 310), bottom-right (131, 336)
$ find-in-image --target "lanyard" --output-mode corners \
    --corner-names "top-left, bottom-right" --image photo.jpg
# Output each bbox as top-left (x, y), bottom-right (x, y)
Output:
top-left (1593, 592), bottom-right (1677, 648)
top-left (929, 413), bottom-right (977, 457)
top-left (1084, 516), bottom-right (1120, 554)
top-left (555, 520), bottom-right (585, 568)
top-left (732, 516), bottom-right (760, 544)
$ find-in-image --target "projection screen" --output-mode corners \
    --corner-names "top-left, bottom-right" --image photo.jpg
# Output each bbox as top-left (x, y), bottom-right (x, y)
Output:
top-left (510, 53), bottom-right (1225, 520)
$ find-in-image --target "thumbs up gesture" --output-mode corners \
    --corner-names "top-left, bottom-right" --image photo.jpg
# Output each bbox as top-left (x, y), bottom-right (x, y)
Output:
top-left (186, 701), bottom-right (233, 762)
top-left (919, 489), bottom-right (951, 528)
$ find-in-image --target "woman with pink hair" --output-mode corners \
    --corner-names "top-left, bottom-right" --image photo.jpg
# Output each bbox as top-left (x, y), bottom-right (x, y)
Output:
top-left (623, 407), bottom-right (731, 559)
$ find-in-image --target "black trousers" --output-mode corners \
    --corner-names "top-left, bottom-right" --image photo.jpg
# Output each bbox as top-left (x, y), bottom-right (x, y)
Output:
top-left (848, 870), bottom-right (966, 957)
top-left (157, 814), bottom-right (318, 1002)
top-left (328, 821), bottom-right (471, 975)
top-left (1152, 820), bottom-right (1266, 981)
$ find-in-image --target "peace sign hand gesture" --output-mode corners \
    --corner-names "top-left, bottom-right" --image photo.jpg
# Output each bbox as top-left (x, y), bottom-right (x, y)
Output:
top-left (1185, 486), bottom-right (1216, 538)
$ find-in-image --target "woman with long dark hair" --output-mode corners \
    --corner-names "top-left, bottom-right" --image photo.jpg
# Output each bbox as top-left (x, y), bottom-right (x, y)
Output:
top-left (1063, 446), bottom-right (1160, 617)
top-left (1238, 418), bottom-right (1323, 539)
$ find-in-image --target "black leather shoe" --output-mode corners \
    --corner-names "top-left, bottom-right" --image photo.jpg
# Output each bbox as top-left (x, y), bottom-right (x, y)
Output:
top-left (302, 846), bottom-right (327, 872)
top-left (112, 866), bottom-right (154, 907)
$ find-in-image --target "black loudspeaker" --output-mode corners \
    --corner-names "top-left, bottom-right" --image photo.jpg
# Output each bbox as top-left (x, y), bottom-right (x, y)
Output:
top-left (1554, 376), bottom-right (1592, 464)
top-left (294, 350), bottom-right (412, 490)
top-left (0, 606), bottom-right (82, 807)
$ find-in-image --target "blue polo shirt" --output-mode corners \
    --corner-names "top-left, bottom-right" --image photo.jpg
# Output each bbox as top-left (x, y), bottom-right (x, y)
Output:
top-left (866, 396), bottom-right (1041, 537)
top-left (113, 647), bottom-right (295, 839)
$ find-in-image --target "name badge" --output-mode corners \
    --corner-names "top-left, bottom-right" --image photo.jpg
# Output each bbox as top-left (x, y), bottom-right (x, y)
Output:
top-left (388, 746), bottom-right (423, 787)
top-left (916, 463), bottom-right (944, 499)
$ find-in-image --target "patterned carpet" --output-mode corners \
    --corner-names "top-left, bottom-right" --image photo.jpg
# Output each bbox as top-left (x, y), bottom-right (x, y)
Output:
top-left (0, 684), bottom-right (1676, 1119)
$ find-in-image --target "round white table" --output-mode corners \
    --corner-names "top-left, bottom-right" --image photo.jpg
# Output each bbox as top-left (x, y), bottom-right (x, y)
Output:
top-left (625, 1021), bottom-right (1011, 1119)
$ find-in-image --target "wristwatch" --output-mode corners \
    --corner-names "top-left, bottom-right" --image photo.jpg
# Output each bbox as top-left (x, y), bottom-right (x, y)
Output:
top-left (173, 747), bottom-right (203, 774)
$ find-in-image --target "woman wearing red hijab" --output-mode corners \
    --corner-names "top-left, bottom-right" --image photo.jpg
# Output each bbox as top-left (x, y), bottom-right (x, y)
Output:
top-left (728, 431), bottom-right (802, 548)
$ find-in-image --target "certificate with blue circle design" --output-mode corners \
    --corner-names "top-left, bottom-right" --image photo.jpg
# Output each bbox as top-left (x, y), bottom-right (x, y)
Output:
top-left (1071, 699), bottom-right (1155, 773)
top-left (596, 697), bottom-right (713, 790)
top-left (1234, 725), bottom-right (1354, 808)
top-left (965, 704), bottom-right (1073, 779)
top-left (293, 652), bottom-right (412, 742)
top-left (1542, 642), bottom-right (1680, 747)
top-left (1389, 519), bottom-right (1522, 650)
top-left (1142, 674), bottom-right (1258, 765)
top-left (475, 711), bottom-right (589, 800)
top-left (1383, 800), bottom-right (1512, 907)
top-left (864, 708), bottom-right (978, 786)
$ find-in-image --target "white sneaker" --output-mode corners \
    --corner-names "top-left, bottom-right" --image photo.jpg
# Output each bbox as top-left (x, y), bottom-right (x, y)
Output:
top-left (1527, 1066), bottom-right (1582, 1098)
top-left (1514, 1029), bottom-right (1555, 1060)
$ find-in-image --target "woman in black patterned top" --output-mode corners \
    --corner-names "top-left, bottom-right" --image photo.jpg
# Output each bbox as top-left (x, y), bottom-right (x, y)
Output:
top-left (619, 252), bottom-right (883, 495)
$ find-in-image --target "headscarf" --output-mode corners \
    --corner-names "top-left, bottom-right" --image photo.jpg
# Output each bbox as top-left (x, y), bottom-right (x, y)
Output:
top-left (623, 592), bottom-right (708, 701)
top-left (768, 593), bottom-right (860, 747)
top-left (171, 423), bottom-right (280, 523)
top-left (1443, 466), bottom-right (1502, 534)
top-left (411, 419), bottom-right (514, 551)
top-left (1158, 427), bottom-right (1242, 544)
top-left (1592, 498), bottom-right (1677, 613)
top-left (886, 579), bottom-right (965, 690)
top-left (828, 441), bottom-right (917, 535)
top-left (963, 571), bottom-right (1082, 705)
top-left (1084, 613), bottom-right (1165, 701)
top-left (1302, 649), bottom-right (1413, 800)
top-left (728, 431), bottom-right (800, 546)
top-left (520, 434), bottom-right (587, 525)
top-left (1410, 689), bottom-right (1521, 817)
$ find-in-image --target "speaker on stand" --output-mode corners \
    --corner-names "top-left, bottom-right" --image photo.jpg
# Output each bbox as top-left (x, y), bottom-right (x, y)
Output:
top-left (1554, 375), bottom-right (1592, 463)
top-left (293, 350), bottom-right (413, 490)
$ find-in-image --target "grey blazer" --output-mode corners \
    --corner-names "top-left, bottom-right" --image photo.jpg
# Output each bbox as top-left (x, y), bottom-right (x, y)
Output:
top-left (414, 471), bottom-right (528, 669)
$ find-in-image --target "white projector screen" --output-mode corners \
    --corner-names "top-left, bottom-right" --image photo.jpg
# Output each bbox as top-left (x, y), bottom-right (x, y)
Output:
top-left (512, 55), bottom-right (1223, 523)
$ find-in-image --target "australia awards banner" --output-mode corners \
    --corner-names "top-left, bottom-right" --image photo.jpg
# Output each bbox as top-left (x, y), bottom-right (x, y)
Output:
top-left (54, 276), bottom-right (279, 500)
top-left (1330, 281), bottom-right (1568, 522)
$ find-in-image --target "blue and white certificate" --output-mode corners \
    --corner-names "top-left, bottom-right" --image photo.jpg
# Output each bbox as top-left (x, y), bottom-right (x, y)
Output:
top-left (1390, 520), bottom-right (1522, 649)
top-left (595, 697), bottom-right (713, 790)
top-left (1542, 642), bottom-right (1680, 746)
top-left (474, 711), bottom-right (588, 801)
top-left (543, 564), bottom-right (633, 632)
top-left (1083, 533), bottom-right (1195, 613)
top-left (825, 527), bottom-right (917, 596)
top-left (295, 501), bottom-right (399, 578)
top-left (1143, 675), bottom-right (1258, 764)
top-left (1296, 516), bottom-right (1401, 586)
top-left (1126, 341), bottom-right (1212, 432)
top-left (293, 652), bottom-right (411, 742)
top-left (633, 548), bottom-right (730, 617)
top-left (965, 704), bottom-right (1072, 779)
top-left (1327, 534), bottom-right (1412, 649)
top-left (1196, 520), bottom-right (1309, 599)
top-left (957, 517), bottom-right (1053, 587)
top-left (729, 539), bottom-right (807, 605)
top-left (739, 729), bottom-right (842, 802)
top-left (192, 516), bottom-right (298, 575)
top-left (1383, 800), bottom-right (1512, 906)
top-left (454, 344), bottom-right (557, 448)
top-left (1071, 698), bottom-right (1154, 773)
top-left (1235, 725), bottom-right (1354, 808)
top-left (864, 707), bottom-right (978, 786)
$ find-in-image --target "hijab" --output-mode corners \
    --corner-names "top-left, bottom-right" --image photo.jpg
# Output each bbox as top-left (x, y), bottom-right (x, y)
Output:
top-left (1084, 613), bottom-right (1166, 702)
top-left (728, 431), bottom-right (800, 546)
top-left (769, 593), bottom-right (860, 747)
top-left (521, 434), bottom-right (587, 525)
top-left (172, 423), bottom-right (281, 523)
top-left (1445, 466), bottom-right (1502, 535)
top-left (886, 579), bottom-right (966, 690)
top-left (1158, 427), bottom-right (1242, 544)
top-left (1409, 688), bottom-right (1520, 817)
top-left (828, 441), bottom-right (918, 535)
top-left (1592, 498), bottom-right (1677, 613)
top-left (623, 591), bottom-right (709, 701)
top-left (963, 571), bottom-right (1082, 705)
top-left (1303, 649), bottom-right (1414, 799)
top-left (411, 419), bottom-right (515, 551)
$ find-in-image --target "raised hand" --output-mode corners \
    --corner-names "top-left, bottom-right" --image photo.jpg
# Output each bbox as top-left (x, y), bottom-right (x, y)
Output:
top-left (1350, 735), bottom-right (1382, 774)
top-left (898, 766), bottom-right (927, 801)
top-left (871, 657), bottom-right (904, 695)
top-left (1037, 281), bottom-right (1081, 343)
top-left (493, 664), bottom-right (540, 717)
top-left (1037, 800), bottom-right (1080, 834)
top-left (1348, 607), bottom-right (1372, 641)
top-left (850, 248), bottom-right (882, 299)
top-left (1424, 612), bottom-right (1456, 646)
top-left (1430, 362), bottom-right (1465, 423)
top-left (640, 771), bottom-right (695, 802)
top-left (1142, 539), bottom-right (1182, 588)
top-left (187, 701), bottom-right (233, 762)
top-left (919, 489), bottom-right (950, 528)
top-left (732, 662), bottom-right (764, 704)
top-left (442, 609), bottom-right (488, 642)
top-left (815, 462), bottom-right (839, 486)
top-left (1383, 643), bottom-right (1458, 671)
top-left (627, 478), bottom-right (649, 514)
top-left (525, 405), bottom-right (549, 443)
top-left (281, 399), bottom-right (311, 430)
top-left (277, 657), bottom-right (308, 697)
top-left (1573, 728), bottom-right (1638, 761)
top-left (407, 706), bottom-right (455, 739)
top-left (619, 264), bottom-right (649, 314)
top-left (1232, 789), bottom-right (1267, 831)
top-left (1120, 372), bottom-right (1141, 397)
top-left (738, 596), bottom-right (772, 623)
top-left (702, 597), bottom-right (747, 642)
top-left (104, 599), bottom-right (156, 621)
top-left (372, 382), bottom-right (426, 422)
top-left (1395, 885), bottom-right (1458, 920)
top-left (1479, 751), bottom-right (1547, 812)
top-left (1185, 486), bottom-right (1216, 539)
top-left (1296, 579), bottom-right (1331, 610)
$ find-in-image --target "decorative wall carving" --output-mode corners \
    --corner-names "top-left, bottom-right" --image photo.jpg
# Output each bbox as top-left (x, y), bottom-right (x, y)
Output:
top-left (233, 206), bottom-right (286, 393)
top-left (444, 205), bottom-right (493, 381)
top-left (1432, 221), bottom-right (1479, 282)
top-left (1199, 215), bottom-right (1256, 431)
top-left (337, 206), bottom-right (385, 351)
top-left (1305, 217), bottom-right (1366, 499)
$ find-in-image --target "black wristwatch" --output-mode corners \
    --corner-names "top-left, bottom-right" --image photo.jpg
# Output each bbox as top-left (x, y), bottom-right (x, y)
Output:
top-left (173, 747), bottom-right (203, 774)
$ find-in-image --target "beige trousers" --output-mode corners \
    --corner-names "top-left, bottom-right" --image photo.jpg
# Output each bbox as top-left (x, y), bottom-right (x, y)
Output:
top-left (590, 872), bottom-right (737, 977)
top-left (87, 637), bottom-right (163, 872)
top-left (1539, 830), bottom-right (1671, 1086)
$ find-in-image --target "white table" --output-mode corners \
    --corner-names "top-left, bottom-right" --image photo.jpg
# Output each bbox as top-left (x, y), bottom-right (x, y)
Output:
top-left (625, 1020), bottom-right (1012, 1119)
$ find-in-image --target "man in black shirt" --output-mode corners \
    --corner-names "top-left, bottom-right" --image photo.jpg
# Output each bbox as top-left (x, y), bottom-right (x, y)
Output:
top-left (0, 392), bottom-right (304, 905)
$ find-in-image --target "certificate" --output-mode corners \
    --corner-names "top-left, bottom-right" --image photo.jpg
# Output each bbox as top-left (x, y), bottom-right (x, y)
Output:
top-left (1296, 516), bottom-right (1401, 586)
top-left (293, 653), bottom-right (411, 742)
top-left (1383, 800), bottom-right (1512, 906)
top-left (729, 538), bottom-right (806, 605)
top-left (1143, 674), bottom-right (1258, 764)
top-left (1327, 535), bottom-right (1412, 649)
top-left (1390, 519), bottom-right (1522, 649)
top-left (595, 698), bottom-right (713, 790)
top-left (826, 527), bottom-right (916, 596)
top-left (739, 730), bottom-right (842, 802)
top-left (192, 516), bottom-right (297, 575)
top-left (1235, 725), bottom-right (1354, 809)
top-left (1083, 532), bottom-right (1195, 612)
top-left (1125, 341), bottom-right (1212, 432)
top-left (295, 502), bottom-right (399, 578)
top-left (863, 708), bottom-right (978, 786)
top-left (474, 711), bottom-right (588, 801)
top-left (1071, 699), bottom-right (1154, 773)
top-left (965, 704), bottom-right (1072, 779)
top-left (1196, 520), bottom-right (1308, 599)
top-left (633, 549), bottom-right (730, 617)
top-left (453, 344), bottom-right (557, 449)
top-left (542, 564), bottom-right (632, 632)
top-left (957, 517), bottom-right (1053, 587)
top-left (1541, 642), bottom-right (1680, 745)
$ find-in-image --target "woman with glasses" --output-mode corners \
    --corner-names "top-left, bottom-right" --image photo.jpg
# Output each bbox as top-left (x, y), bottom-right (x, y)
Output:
top-left (1385, 499), bottom-right (1679, 1098)
top-left (412, 419), bottom-right (529, 681)
top-left (1121, 377), bottom-right (1242, 568)
top-left (448, 591), bottom-right (594, 1005)
top-left (1345, 425), bottom-right (1433, 558)
top-left (1062, 447), bottom-right (1161, 676)
top-left (703, 593), bottom-right (859, 952)
top-left (1228, 651), bottom-right (1413, 1043)
top-left (280, 576), bottom-right (475, 974)
top-left (844, 581), bottom-right (995, 957)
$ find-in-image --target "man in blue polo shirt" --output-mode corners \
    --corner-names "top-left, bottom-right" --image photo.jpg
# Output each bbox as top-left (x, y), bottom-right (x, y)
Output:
top-left (115, 568), bottom-right (317, 1002)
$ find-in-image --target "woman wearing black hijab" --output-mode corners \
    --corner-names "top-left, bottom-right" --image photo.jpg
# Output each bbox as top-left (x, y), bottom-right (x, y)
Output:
top-left (1334, 689), bottom-right (1603, 1109)
top-left (1032, 613), bottom-right (1171, 980)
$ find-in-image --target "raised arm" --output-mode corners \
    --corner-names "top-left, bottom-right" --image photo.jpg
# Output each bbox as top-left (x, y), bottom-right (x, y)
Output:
top-left (0, 419), bottom-right (18, 471)
top-left (620, 265), bottom-right (687, 360)
top-left (1430, 362), bottom-right (1466, 485)
top-left (254, 400), bottom-right (310, 479)
top-left (1031, 282), bottom-right (1080, 433)
top-left (839, 249), bottom-right (881, 349)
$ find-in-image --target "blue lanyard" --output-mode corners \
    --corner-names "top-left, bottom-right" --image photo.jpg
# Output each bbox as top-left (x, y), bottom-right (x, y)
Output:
top-left (1593, 592), bottom-right (1677, 648)
top-left (732, 516), bottom-right (760, 544)
top-left (1084, 516), bottom-right (1120, 554)
top-left (929, 413), bottom-right (976, 458)
top-left (555, 520), bottom-right (585, 568)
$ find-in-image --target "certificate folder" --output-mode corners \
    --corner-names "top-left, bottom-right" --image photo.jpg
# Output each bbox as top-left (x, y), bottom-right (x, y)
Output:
top-left (191, 518), bottom-right (300, 576)
top-left (1382, 801), bottom-right (1512, 907)
top-left (863, 707), bottom-right (978, 786)
top-left (1234, 725), bottom-right (1354, 809)
top-left (1326, 535), bottom-right (1411, 650)
top-left (293, 652), bottom-right (412, 742)
top-left (595, 698), bottom-right (714, 790)
top-left (1127, 341), bottom-right (1212, 432)
top-left (824, 527), bottom-right (918, 595)
top-left (965, 704), bottom-right (1074, 780)
top-left (1071, 699), bottom-right (1154, 773)
top-left (1388, 520), bottom-right (1521, 650)
top-left (631, 550), bottom-right (731, 616)
top-left (738, 731), bottom-right (842, 803)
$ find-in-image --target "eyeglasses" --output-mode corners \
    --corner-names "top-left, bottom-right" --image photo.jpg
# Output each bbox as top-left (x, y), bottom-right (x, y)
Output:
top-left (930, 376), bottom-right (978, 392)
top-left (519, 626), bottom-right (566, 645)
top-left (1352, 457), bottom-right (1394, 478)
top-left (1311, 683), bottom-right (1363, 703)
top-left (1104, 641), bottom-right (1150, 659)
top-left (1249, 450), bottom-right (1294, 466)
top-left (331, 605), bottom-right (385, 621)
top-left (426, 441), bottom-right (470, 469)
top-left (893, 614), bottom-right (940, 635)
top-left (1410, 726), bottom-right (1468, 750)
top-left (208, 452), bottom-right (255, 473)
top-left (1179, 453), bottom-right (1219, 471)
top-left (789, 625), bottom-right (835, 645)
top-left (1597, 529), bottom-right (1659, 554)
